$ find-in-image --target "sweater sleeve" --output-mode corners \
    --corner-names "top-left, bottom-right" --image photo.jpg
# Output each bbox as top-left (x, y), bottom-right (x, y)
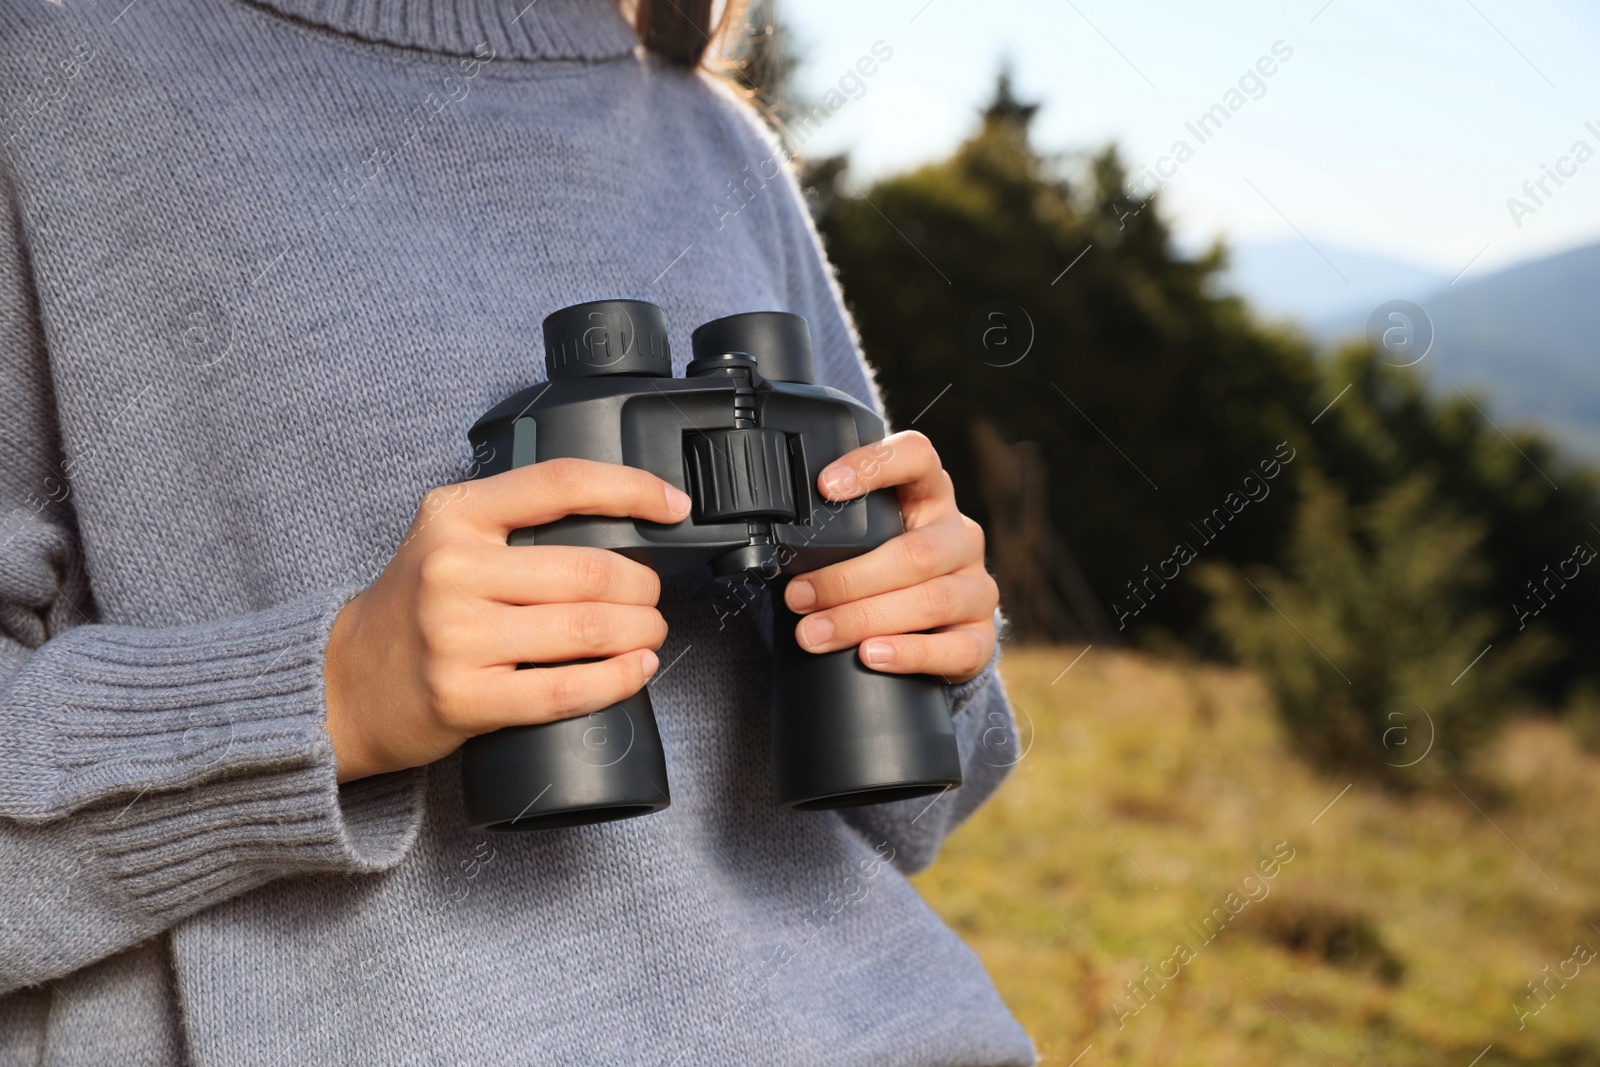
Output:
top-left (716, 90), bottom-right (1022, 875)
top-left (0, 172), bottom-right (424, 997)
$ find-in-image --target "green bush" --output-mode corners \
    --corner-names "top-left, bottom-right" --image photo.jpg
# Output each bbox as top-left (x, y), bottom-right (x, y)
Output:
top-left (1197, 476), bottom-right (1553, 780)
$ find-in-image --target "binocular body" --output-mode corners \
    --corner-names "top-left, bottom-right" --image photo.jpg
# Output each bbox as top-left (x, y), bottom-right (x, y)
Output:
top-left (459, 300), bottom-right (962, 832)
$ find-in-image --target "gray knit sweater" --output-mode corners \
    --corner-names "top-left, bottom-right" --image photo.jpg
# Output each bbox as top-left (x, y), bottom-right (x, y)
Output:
top-left (0, 1), bottom-right (1034, 1063)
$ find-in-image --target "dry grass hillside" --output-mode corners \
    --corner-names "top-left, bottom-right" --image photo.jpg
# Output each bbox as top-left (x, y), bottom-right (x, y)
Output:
top-left (914, 646), bottom-right (1600, 1066)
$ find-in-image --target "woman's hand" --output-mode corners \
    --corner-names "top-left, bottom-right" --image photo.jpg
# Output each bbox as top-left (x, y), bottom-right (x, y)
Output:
top-left (324, 459), bottom-right (691, 783)
top-left (783, 431), bottom-right (998, 684)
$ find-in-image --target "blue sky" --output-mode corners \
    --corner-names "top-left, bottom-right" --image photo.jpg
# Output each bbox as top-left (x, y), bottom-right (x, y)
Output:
top-left (779, 0), bottom-right (1600, 278)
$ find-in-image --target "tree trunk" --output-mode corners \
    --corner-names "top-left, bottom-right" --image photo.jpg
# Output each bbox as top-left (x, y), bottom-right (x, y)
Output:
top-left (969, 419), bottom-right (1119, 644)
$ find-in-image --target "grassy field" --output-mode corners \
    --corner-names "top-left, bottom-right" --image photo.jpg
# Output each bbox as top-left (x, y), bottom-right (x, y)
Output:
top-left (913, 646), bottom-right (1600, 1067)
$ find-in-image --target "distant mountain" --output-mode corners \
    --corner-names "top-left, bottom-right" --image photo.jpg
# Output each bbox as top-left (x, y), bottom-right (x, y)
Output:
top-left (1215, 239), bottom-right (1450, 326)
top-left (1220, 238), bottom-right (1600, 463)
top-left (1322, 242), bottom-right (1600, 462)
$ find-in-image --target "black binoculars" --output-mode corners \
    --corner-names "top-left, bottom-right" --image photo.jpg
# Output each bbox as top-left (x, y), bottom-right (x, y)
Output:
top-left (459, 299), bottom-right (962, 831)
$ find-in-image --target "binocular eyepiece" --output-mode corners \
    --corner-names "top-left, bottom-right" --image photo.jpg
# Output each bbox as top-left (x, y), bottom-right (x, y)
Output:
top-left (540, 299), bottom-right (817, 386)
top-left (457, 299), bottom-right (963, 832)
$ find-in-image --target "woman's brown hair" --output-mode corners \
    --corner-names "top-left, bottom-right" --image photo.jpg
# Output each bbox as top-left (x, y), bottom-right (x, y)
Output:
top-left (626, 0), bottom-right (746, 67)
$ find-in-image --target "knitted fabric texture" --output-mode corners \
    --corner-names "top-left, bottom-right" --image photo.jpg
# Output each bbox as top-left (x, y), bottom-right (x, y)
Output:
top-left (0, 0), bottom-right (1035, 1063)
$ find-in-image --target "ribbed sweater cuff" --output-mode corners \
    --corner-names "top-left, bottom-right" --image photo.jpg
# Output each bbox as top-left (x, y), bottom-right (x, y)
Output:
top-left (81, 756), bottom-right (421, 923)
top-left (0, 586), bottom-right (423, 916)
top-left (944, 610), bottom-right (1004, 717)
top-left (6, 587), bottom-right (360, 816)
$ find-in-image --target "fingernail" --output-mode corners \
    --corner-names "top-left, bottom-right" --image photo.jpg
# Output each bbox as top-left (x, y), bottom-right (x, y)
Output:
top-left (664, 484), bottom-right (692, 517)
top-left (862, 639), bottom-right (895, 667)
top-left (819, 465), bottom-right (859, 499)
top-left (800, 615), bottom-right (834, 649)
top-left (787, 579), bottom-right (817, 612)
top-left (641, 649), bottom-right (660, 677)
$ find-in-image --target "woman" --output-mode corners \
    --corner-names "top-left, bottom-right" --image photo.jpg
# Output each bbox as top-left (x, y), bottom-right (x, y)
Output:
top-left (0, 0), bottom-right (1034, 1062)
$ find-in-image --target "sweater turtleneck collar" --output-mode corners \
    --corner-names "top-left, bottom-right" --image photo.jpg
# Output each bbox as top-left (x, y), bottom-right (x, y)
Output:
top-left (244, 0), bottom-right (642, 62)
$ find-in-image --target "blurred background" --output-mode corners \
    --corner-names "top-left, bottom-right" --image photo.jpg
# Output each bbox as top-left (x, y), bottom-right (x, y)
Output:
top-left (721, 1), bottom-right (1600, 1063)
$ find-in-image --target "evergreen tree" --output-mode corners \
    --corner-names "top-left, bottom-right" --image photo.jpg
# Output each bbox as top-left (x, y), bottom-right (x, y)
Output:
top-left (807, 69), bottom-right (1600, 718)
top-left (812, 73), bottom-right (1315, 645)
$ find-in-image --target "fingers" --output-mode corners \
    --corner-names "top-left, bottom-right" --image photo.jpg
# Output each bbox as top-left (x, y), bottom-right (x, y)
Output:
top-left (425, 600), bottom-right (668, 667)
top-left (424, 543), bottom-right (662, 607)
top-left (855, 625), bottom-right (994, 683)
top-left (785, 519), bottom-right (983, 612)
top-left (793, 572), bottom-right (998, 655)
top-left (816, 431), bottom-right (956, 524)
top-left (794, 434), bottom-right (995, 684)
top-left (431, 458), bottom-right (692, 537)
top-left (439, 650), bottom-right (662, 736)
